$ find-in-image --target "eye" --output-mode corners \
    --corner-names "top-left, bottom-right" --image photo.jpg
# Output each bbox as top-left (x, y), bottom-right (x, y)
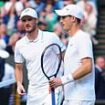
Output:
top-left (61, 16), bottom-right (66, 19)
top-left (27, 18), bottom-right (33, 21)
top-left (22, 19), bottom-right (26, 22)
top-left (61, 16), bottom-right (71, 19)
top-left (22, 18), bottom-right (33, 22)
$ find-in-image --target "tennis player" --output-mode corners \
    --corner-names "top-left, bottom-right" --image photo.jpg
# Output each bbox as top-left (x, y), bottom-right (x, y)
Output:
top-left (50, 4), bottom-right (95, 105)
top-left (14, 8), bottom-right (65, 105)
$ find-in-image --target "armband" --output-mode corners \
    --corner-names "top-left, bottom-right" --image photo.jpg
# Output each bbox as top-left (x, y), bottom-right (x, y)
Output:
top-left (61, 74), bottom-right (74, 85)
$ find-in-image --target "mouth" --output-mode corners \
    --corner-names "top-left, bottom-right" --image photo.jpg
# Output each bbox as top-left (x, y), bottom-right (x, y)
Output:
top-left (25, 25), bottom-right (32, 30)
top-left (25, 24), bottom-right (30, 28)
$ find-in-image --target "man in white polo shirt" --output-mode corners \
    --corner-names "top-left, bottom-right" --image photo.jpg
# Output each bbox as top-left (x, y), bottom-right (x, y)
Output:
top-left (50, 4), bottom-right (95, 105)
top-left (14, 8), bottom-right (65, 105)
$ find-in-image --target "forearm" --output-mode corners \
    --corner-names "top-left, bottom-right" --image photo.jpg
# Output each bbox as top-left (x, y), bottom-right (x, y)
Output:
top-left (72, 58), bottom-right (92, 80)
top-left (61, 58), bottom-right (92, 84)
top-left (49, 58), bottom-right (93, 88)
top-left (15, 64), bottom-right (26, 95)
top-left (15, 64), bottom-right (23, 85)
top-left (15, 69), bottom-right (23, 85)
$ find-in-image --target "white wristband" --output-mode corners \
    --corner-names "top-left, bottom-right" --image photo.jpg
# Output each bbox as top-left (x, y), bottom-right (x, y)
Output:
top-left (61, 74), bottom-right (74, 85)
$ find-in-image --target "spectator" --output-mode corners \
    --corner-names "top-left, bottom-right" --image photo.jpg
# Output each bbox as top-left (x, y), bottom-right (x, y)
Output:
top-left (16, 20), bottom-right (25, 36)
top-left (81, 3), bottom-right (98, 45)
top-left (63, 0), bottom-right (75, 6)
top-left (0, 22), bottom-right (9, 83)
top-left (54, 0), bottom-right (75, 10)
top-left (39, 9), bottom-right (46, 22)
top-left (0, 22), bottom-right (9, 49)
top-left (4, 0), bottom-right (19, 35)
top-left (77, 0), bottom-right (98, 16)
top-left (28, 0), bottom-right (45, 15)
top-left (0, 49), bottom-right (15, 105)
top-left (0, 54), bottom-right (5, 82)
top-left (54, 0), bottom-right (64, 10)
top-left (37, 21), bottom-right (47, 31)
top-left (44, 4), bottom-right (58, 32)
top-left (0, 1), bottom-right (4, 8)
top-left (6, 32), bottom-right (21, 55)
top-left (53, 22), bottom-right (68, 45)
top-left (95, 56), bottom-right (105, 100)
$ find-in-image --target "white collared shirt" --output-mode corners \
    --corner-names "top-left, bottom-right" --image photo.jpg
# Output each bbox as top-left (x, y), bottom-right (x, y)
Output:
top-left (64, 30), bottom-right (95, 101)
top-left (14, 30), bottom-right (66, 104)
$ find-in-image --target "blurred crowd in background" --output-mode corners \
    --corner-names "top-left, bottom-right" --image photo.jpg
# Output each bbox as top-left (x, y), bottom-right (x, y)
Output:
top-left (0, 0), bottom-right (105, 105)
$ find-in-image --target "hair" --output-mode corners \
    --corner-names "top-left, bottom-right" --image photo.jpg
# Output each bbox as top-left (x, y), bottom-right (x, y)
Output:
top-left (76, 18), bottom-right (81, 24)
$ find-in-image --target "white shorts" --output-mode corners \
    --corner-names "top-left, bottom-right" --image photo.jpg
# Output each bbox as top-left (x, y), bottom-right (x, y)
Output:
top-left (27, 87), bottom-right (63, 105)
top-left (63, 100), bottom-right (95, 105)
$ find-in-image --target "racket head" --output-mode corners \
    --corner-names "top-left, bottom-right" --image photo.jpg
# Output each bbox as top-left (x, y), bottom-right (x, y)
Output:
top-left (41, 43), bottom-right (62, 80)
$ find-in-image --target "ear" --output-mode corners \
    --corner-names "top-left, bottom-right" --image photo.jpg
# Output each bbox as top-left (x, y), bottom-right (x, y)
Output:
top-left (71, 16), bottom-right (77, 23)
top-left (72, 16), bottom-right (76, 22)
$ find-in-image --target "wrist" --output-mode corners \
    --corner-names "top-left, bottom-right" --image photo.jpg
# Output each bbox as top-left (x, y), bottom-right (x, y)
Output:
top-left (61, 74), bottom-right (74, 85)
top-left (17, 81), bottom-right (22, 86)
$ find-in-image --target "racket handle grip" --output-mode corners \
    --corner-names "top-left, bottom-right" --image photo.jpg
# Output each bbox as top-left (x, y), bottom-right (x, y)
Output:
top-left (51, 88), bottom-right (56, 105)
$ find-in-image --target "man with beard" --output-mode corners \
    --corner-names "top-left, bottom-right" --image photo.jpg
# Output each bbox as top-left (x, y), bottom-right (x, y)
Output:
top-left (14, 8), bottom-right (65, 105)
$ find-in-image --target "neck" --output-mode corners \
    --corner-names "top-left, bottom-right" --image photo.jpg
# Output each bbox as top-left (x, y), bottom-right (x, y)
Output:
top-left (68, 24), bottom-right (80, 37)
top-left (27, 28), bottom-right (39, 41)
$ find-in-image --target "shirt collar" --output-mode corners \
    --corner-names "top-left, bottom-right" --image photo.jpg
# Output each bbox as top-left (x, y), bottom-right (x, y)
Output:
top-left (25, 30), bottom-right (43, 43)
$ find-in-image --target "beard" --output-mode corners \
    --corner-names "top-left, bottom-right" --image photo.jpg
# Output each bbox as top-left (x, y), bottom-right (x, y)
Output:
top-left (25, 23), bottom-right (37, 33)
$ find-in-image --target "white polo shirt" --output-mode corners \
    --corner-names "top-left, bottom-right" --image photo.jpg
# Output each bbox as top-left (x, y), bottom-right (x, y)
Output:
top-left (14, 30), bottom-right (65, 105)
top-left (64, 30), bottom-right (95, 101)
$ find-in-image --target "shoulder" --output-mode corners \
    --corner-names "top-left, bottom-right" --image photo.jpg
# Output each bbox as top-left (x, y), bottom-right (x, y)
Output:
top-left (42, 30), bottom-right (56, 36)
top-left (42, 30), bottom-right (65, 49)
top-left (42, 30), bottom-right (58, 39)
top-left (15, 36), bottom-right (26, 47)
top-left (95, 67), bottom-right (100, 73)
top-left (76, 30), bottom-right (91, 42)
top-left (78, 30), bottom-right (90, 38)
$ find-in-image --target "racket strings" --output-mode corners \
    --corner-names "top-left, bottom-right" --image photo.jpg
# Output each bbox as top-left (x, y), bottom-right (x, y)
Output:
top-left (42, 45), bottom-right (61, 78)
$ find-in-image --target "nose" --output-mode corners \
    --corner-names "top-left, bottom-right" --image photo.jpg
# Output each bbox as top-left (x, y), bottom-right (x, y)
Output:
top-left (59, 17), bottom-right (62, 22)
top-left (60, 18), bottom-right (63, 25)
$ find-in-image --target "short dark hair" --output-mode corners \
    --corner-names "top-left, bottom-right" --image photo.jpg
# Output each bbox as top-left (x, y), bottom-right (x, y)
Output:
top-left (76, 18), bottom-right (81, 24)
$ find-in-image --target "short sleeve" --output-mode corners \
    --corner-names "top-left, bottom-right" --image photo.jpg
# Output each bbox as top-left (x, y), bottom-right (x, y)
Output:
top-left (78, 34), bottom-right (93, 59)
top-left (14, 43), bottom-right (24, 63)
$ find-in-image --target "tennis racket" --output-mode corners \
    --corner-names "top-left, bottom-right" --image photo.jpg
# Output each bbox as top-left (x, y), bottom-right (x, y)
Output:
top-left (41, 43), bottom-right (62, 105)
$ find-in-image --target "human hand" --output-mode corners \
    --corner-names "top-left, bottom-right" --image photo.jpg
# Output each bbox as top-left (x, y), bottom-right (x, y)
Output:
top-left (49, 77), bottom-right (62, 89)
top-left (17, 83), bottom-right (26, 95)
